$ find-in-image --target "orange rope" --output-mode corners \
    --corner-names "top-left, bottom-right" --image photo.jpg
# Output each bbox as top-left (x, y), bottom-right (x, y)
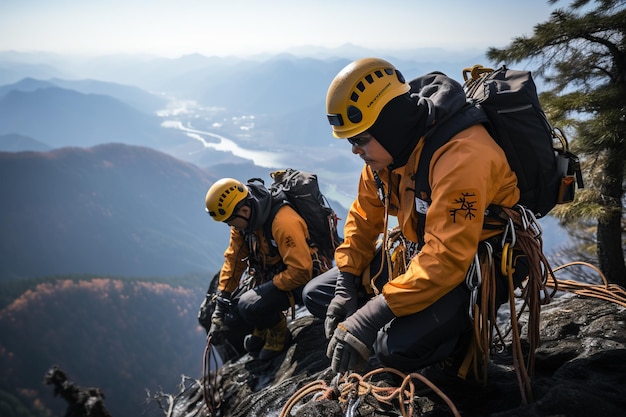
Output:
top-left (547, 261), bottom-right (626, 308)
top-left (279, 368), bottom-right (461, 417)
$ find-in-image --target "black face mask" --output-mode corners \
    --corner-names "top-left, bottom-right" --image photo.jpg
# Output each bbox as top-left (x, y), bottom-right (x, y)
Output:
top-left (244, 180), bottom-right (272, 232)
top-left (367, 93), bottom-right (428, 170)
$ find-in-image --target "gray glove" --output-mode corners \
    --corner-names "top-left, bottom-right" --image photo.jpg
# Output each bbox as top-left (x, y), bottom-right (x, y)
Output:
top-left (326, 294), bottom-right (395, 373)
top-left (208, 290), bottom-right (231, 344)
top-left (324, 272), bottom-right (361, 339)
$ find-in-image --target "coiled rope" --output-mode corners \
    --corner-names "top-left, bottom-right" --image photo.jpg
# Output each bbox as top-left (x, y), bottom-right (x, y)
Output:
top-left (471, 206), bottom-right (626, 404)
top-left (202, 334), bottom-right (221, 416)
top-left (279, 367), bottom-right (461, 417)
top-left (500, 206), bottom-right (554, 403)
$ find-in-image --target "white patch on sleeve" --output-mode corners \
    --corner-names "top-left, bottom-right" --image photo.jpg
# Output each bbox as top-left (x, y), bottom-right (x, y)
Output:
top-left (415, 197), bottom-right (430, 215)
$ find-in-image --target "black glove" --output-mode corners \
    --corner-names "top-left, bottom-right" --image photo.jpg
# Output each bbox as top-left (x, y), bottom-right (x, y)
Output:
top-left (208, 290), bottom-right (231, 344)
top-left (324, 272), bottom-right (361, 339)
top-left (326, 294), bottom-right (395, 373)
top-left (197, 293), bottom-right (213, 332)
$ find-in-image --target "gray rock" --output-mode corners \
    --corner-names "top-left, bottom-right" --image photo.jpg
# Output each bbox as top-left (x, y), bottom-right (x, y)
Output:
top-left (161, 295), bottom-right (626, 417)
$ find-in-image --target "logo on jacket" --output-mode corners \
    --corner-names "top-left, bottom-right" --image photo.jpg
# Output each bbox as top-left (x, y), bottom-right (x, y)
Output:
top-left (449, 192), bottom-right (477, 222)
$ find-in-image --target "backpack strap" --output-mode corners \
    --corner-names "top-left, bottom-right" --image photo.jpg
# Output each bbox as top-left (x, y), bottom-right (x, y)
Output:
top-left (414, 102), bottom-right (487, 248)
top-left (261, 192), bottom-right (290, 257)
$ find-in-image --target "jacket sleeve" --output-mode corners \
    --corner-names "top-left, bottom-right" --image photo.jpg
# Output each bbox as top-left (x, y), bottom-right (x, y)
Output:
top-left (335, 165), bottom-right (386, 276)
top-left (383, 125), bottom-right (520, 316)
top-left (270, 205), bottom-right (313, 291)
top-left (218, 227), bottom-right (250, 293)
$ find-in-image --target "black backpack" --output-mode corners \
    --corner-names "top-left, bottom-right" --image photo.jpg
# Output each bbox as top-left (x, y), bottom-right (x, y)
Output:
top-left (413, 65), bottom-right (583, 221)
top-left (256, 168), bottom-right (343, 271)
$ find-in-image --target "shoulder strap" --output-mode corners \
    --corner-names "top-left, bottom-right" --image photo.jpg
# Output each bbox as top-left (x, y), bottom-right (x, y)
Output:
top-left (261, 193), bottom-right (290, 256)
top-left (415, 102), bottom-right (487, 199)
top-left (414, 102), bottom-right (488, 248)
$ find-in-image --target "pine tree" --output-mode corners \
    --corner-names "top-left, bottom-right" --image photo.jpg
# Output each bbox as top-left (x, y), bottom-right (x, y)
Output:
top-left (487, 0), bottom-right (626, 285)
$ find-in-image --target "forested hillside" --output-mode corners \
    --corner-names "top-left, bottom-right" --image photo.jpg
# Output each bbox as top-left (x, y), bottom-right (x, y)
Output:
top-left (0, 275), bottom-right (209, 417)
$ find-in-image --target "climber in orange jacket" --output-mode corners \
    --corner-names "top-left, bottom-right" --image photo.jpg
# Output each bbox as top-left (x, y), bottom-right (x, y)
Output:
top-left (202, 177), bottom-right (315, 360)
top-left (303, 58), bottom-right (520, 373)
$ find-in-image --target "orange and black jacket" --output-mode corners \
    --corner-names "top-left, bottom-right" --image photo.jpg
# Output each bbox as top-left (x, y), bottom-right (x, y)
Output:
top-left (336, 123), bottom-right (520, 317)
top-left (217, 188), bottom-right (314, 293)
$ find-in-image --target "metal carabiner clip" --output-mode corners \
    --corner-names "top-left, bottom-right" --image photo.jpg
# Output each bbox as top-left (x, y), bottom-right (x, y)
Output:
top-left (501, 216), bottom-right (517, 248)
top-left (466, 252), bottom-right (482, 320)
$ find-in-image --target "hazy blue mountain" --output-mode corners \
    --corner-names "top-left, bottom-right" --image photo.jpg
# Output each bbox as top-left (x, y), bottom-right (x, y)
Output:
top-left (0, 77), bottom-right (168, 114)
top-left (50, 77), bottom-right (168, 113)
top-left (0, 144), bottom-right (226, 280)
top-left (0, 143), bottom-right (348, 281)
top-left (0, 77), bottom-right (56, 96)
top-left (0, 86), bottom-right (180, 149)
top-left (0, 133), bottom-right (51, 152)
top-left (0, 60), bottom-right (68, 85)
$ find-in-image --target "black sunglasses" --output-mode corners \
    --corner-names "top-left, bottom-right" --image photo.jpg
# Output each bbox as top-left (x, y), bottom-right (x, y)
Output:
top-left (347, 135), bottom-right (372, 147)
top-left (222, 200), bottom-right (248, 224)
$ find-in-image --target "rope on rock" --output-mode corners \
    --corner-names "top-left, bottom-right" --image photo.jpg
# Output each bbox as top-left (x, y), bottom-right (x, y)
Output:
top-left (202, 334), bottom-right (221, 416)
top-left (548, 261), bottom-right (626, 308)
top-left (279, 367), bottom-right (462, 417)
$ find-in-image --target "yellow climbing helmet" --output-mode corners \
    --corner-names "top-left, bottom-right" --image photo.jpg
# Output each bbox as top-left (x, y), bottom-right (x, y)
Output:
top-left (205, 178), bottom-right (248, 222)
top-left (326, 57), bottom-right (410, 139)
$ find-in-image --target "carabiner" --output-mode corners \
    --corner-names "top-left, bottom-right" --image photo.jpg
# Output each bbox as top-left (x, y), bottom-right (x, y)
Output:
top-left (466, 252), bottom-right (482, 319)
top-left (501, 216), bottom-right (517, 248)
top-left (500, 242), bottom-right (516, 276)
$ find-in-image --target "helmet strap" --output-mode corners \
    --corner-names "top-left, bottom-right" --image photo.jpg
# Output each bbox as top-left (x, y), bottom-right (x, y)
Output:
top-left (230, 214), bottom-right (250, 223)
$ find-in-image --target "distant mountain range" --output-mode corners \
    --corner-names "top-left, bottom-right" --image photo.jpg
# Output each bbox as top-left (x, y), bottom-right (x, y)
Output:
top-left (0, 83), bottom-right (178, 150)
top-left (0, 143), bottom-right (349, 281)
top-left (0, 50), bottom-right (488, 154)
top-left (0, 143), bottom-right (226, 280)
top-left (0, 76), bottom-right (168, 113)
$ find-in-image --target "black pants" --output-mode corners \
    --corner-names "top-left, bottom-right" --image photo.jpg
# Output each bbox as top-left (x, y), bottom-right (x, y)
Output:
top-left (302, 263), bottom-right (477, 372)
top-left (237, 280), bottom-right (303, 330)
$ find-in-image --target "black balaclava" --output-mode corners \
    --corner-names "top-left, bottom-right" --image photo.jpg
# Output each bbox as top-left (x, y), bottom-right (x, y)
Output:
top-left (367, 92), bottom-right (428, 170)
top-left (244, 179), bottom-right (272, 232)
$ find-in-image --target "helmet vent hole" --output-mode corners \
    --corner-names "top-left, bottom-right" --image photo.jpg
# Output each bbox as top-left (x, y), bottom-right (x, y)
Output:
top-left (347, 105), bottom-right (362, 123)
top-left (365, 74), bottom-right (374, 84)
top-left (350, 92), bottom-right (359, 103)
top-left (374, 70), bottom-right (383, 78)
top-left (395, 70), bottom-right (406, 83)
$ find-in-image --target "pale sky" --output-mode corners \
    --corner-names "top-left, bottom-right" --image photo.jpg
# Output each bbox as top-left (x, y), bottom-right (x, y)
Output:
top-left (1, 0), bottom-right (560, 58)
